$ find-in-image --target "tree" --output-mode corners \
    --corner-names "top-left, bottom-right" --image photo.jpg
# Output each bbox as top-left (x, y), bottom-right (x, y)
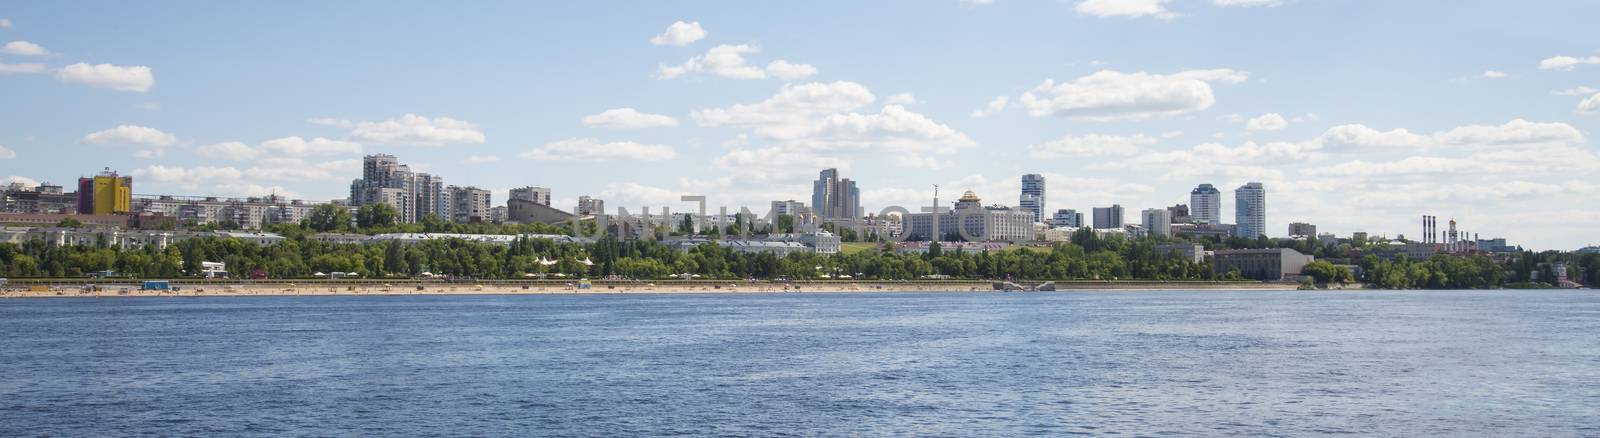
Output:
top-left (774, 214), bottom-right (795, 234)
top-left (357, 204), bottom-right (399, 229)
top-left (307, 204), bottom-right (351, 232)
top-left (55, 218), bottom-right (83, 228)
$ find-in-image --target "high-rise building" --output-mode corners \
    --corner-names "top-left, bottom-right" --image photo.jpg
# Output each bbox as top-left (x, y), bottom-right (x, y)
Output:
top-left (75, 168), bottom-right (133, 215)
top-left (1235, 182), bottom-right (1266, 238)
top-left (1051, 209), bottom-right (1083, 228)
top-left (510, 186), bottom-right (552, 206)
top-left (1288, 222), bottom-right (1317, 238)
top-left (1142, 208), bottom-right (1172, 237)
top-left (1190, 184), bottom-right (1221, 225)
top-left (811, 168), bottom-right (861, 221)
top-left (1167, 204), bottom-right (1191, 224)
top-left (1092, 205), bottom-right (1124, 229)
top-left (577, 196), bottom-right (604, 216)
top-left (414, 173), bottom-right (449, 221)
top-left (1020, 174), bottom-right (1046, 223)
top-left (450, 186), bottom-right (492, 224)
top-left (350, 154), bottom-right (418, 223)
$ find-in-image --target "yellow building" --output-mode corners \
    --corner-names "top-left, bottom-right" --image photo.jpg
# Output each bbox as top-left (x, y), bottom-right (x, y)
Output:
top-left (78, 170), bottom-right (133, 215)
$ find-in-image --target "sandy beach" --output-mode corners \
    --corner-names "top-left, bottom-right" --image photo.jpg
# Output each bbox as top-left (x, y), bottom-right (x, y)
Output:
top-left (0, 280), bottom-right (1298, 298)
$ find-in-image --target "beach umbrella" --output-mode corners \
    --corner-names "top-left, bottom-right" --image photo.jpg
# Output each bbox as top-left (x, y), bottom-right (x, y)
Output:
top-left (313, 272), bottom-right (327, 277)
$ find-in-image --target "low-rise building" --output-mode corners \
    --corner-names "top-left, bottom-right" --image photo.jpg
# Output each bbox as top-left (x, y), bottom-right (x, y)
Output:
top-left (1213, 248), bottom-right (1313, 281)
top-left (1155, 243), bottom-right (1205, 264)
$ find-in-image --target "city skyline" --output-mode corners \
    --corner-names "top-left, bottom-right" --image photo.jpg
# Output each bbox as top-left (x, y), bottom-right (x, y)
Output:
top-left (1, 1), bottom-right (1598, 249)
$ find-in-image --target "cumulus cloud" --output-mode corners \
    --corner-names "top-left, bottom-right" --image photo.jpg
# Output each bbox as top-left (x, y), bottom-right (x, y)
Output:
top-left (83, 125), bottom-right (176, 148)
top-left (348, 114), bottom-right (485, 146)
top-left (764, 60), bottom-right (818, 80)
top-left (969, 96), bottom-right (1008, 118)
top-left (1213, 0), bottom-right (1283, 6)
top-left (884, 93), bottom-right (918, 106)
top-left (1551, 86), bottom-right (1597, 96)
top-left (1539, 55), bottom-right (1600, 71)
top-left (195, 137), bottom-right (360, 160)
top-left (1245, 113), bottom-right (1288, 131)
top-left (1018, 69), bottom-right (1248, 121)
top-left (693, 81), bottom-right (876, 126)
top-left (0, 60), bottom-right (45, 74)
top-left (657, 44), bottom-right (814, 80)
top-left (462, 155), bottom-right (501, 164)
top-left (1027, 133), bottom-right (1156, 158)
top-left (1481, 70), bottom-right (1507, 79)
top-left (1579, 92), bottom-right (1600, 115)
top-left (0, 144), bottom-right (14, 159)
top-left (244, 158), bottom-right (361, 182)
top-left (195, 141), bottom-right (260, 160)
top-left (1075, 0), bottom-right (1175, 19)
top-left (581, 108), bottom-right (680, 128)
top-left (651, 21), bottom-right (707, 46)
top-left (658, 44), bottom-right (767, 80)
top-left (0, 41), bottom-right (48, 56)
top-left (1317, 119), bottom-right (1582, 151)
top-left (521, 138), bottom-right (676, 161)
top-left (694, 81), bottom-right (974, 168)
top-left (56, 63), bottom-right (154, 92)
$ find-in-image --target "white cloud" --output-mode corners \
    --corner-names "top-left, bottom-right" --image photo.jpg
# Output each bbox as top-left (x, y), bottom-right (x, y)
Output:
top-left (884, 93), bottom-right (918, 106)
top-left (83, 125), bottom-right (177, 147)
top-left (244, 158), bottom-right (361, 182)
top-left (56, 63), bottom-right (154, 92)
top-left (521, 138), bottom-right (676, 161)
top-left (0, 41), bottom-right (48, 56)
top-left (1552, 86), bottom-right (1597, 96)
top-left (1245, 113), bottom-right (1288, 131)
top-left (0, 61), bottom-right (45, 74)
top-left (1027, 133), bottom-right (1157, 158)
top-left (961, 0), bottom-right (995, 5)
top-left (462, 155), bottom-right (501, 164)
top-left (1213, 0), bottom-right (1283, 6)
top-left (1075, 0), bottom-right (1175, 19)
top-left (765, 60), bottom-right (818, 80)
top-left (1480, 70), bottom-right (1507, 79)
top-left (0, 19), bottom-right (11, 29)
top-left (1539, 55), bottom-right (1600, 71)
top-left (969, 96), bottom-right (1009, 118)
top-left (195, 137), bottom-right (361, 161)
top-left (657, 44), bottom-right (768, 80)
top-left (650, 21), bottom-right (707, 46)
top-left (0, 144), bottom-right (14, 159)
top-left (348, 114), bottom-right (485, 146)
top-left (6, 176), bottom-right (39, 187)
top-left (132, 165), bottom-right (243, 184)
top-left (195, 141), bottom-right (260, 160)
top-left (1317, 119), bottom-right (1582, 151)
top-left (1579, 92), bottom-right (1600, 115)
top-left (260, 136), bottom-right (362, 156)
top-left (1018, 69), bottom-right (1248, 121)
top-left (695, 82), bottom-right (973, 167)
top-left (711, 147), bottom-right (850, 183)
top-left (307, 117), bottom-right (355, 129)
top-left (581, 108), bottom-right (680, 128)
top-left (693, 81), bottom-right (876, 126)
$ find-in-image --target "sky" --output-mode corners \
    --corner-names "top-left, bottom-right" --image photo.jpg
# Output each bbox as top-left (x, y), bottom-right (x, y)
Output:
top-left (1, 0), bottom-right (1598, 250)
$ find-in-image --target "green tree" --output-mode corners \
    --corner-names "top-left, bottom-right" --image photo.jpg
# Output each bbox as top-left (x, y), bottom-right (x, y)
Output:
top-left (357, 203), bottom-right (399, 229)
top-left (307, 204), bottom-right (351, 232)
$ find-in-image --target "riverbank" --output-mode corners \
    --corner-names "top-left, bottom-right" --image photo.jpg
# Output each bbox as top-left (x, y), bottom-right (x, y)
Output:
top-left (0, 280), bottom-right (1298, 298)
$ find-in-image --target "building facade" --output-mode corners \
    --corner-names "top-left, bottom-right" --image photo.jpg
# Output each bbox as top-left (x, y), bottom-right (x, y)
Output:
top-left (77, 169), bottom-right (133, 215)
top-left (903, 191), bottom-right (1035, 242)
top-left (577, 196), bottom-right (604, 216)
top-left (1020, 174), bottom-right (1045, 224)
top-left (510, 186), bottom-right (552, 206)
top-left (1213, 248), bottom-right (1312, 281)
top-left (450, 186), bottom-right (492, 223)
top-left (1142, 208), bottom-right (1172, 237)
top-left (1051, 209), bottom-right (1083, 228)
top-left (1092, 205), bottom-right (1124, 229)
top-left (811, 168), bottom-right (861, 221)
top-left (1288, 222), bottom-right (1317, 238)
top-left (1235, 182), bottom-right (1266, 238)
top-left (1190, 184), bottom-right (1221, 225)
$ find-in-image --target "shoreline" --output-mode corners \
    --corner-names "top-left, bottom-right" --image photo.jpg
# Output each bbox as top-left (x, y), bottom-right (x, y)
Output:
top-left (0, 280), bottom-right (1300, 298)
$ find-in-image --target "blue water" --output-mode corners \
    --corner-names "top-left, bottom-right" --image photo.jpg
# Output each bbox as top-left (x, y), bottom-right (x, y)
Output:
top-left (3, 291), bottom-right (1599, 436)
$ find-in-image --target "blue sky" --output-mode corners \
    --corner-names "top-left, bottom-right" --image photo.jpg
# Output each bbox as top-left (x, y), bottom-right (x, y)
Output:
top-left (2, 0), bottom-right (1598, 249)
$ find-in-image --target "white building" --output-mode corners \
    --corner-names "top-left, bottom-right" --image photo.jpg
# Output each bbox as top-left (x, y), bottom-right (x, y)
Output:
top-left (1142, 208), bottom-right (1172, 237)
top-left (1235, 182), bottom-right (1266, 238)
top-left (903, 191), bottom-right (1036, 242)
top-left (1190, 183), bottom-right (1222, 225)
top-left (450, 186), bottom-right (492, 223)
